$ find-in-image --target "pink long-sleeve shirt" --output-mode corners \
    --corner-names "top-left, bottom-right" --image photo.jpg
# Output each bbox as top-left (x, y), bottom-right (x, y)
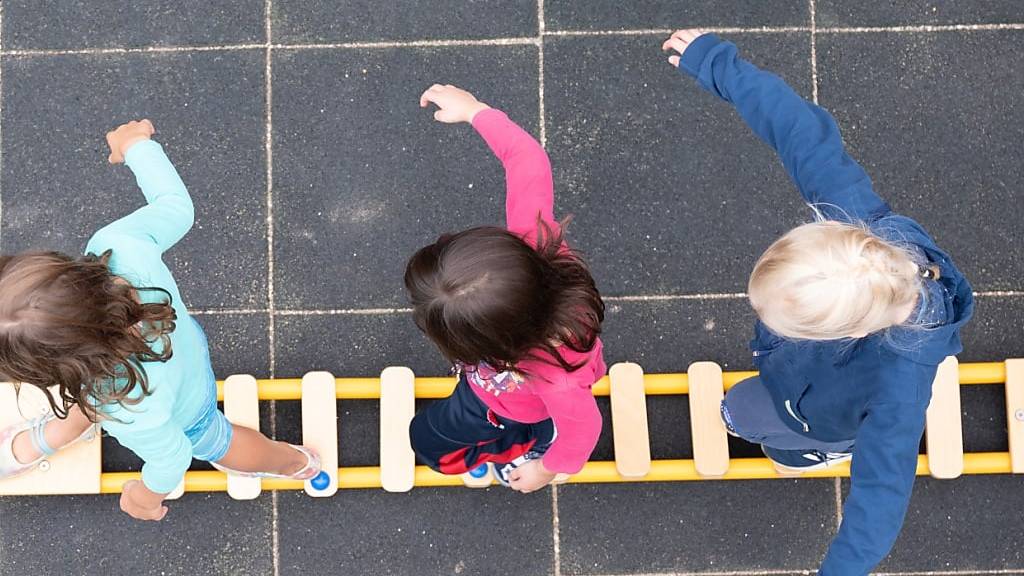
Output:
top-left (465, 108), bottom-right (606, 474)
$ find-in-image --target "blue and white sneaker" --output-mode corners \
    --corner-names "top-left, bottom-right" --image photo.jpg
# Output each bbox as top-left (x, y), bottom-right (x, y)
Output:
top-left (492, 423), bottom-right (558, 487)
top-left (720, 401), bottom-right (741, 438)
top-left (492, 450), bottom-right (544, 487)
top-left (762, 444), bottom-right (853, 473)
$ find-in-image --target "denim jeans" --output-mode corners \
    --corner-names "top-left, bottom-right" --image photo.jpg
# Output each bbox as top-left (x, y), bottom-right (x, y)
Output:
top-left (722, 376), bottom-right (855, 453)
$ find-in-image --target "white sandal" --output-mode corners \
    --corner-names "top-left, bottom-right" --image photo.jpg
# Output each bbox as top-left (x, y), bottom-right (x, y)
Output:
top-left (212, 444), bottom-right (321, 480)
top-left (0, 414), bottom-right (97, 479)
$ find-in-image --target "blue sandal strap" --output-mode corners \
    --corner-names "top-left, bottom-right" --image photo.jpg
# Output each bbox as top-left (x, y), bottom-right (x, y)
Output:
top-left (29, 418), bottom-right (56, 457)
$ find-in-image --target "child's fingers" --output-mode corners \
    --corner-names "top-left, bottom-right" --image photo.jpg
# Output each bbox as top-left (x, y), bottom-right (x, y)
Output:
top-left (662, 37), bottom-right (689, 55)
top-left (156, 506), bottom-right (169, 521)
top-left (140, 119), bottom-right (155, 135)
top-left (668, 55), bottom-right (681, 67)
top-left (419, 84), bottom-right (441, 107)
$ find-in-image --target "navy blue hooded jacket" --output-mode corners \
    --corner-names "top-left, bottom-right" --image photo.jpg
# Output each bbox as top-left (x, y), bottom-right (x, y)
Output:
top-left (678, 34), bottom-right (974, 575)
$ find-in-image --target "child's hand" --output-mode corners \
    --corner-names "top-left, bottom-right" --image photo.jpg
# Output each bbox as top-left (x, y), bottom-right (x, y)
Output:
top-left (106, 119), bottom-right (155, 164)
top-left (419, 84), bottom-right (491, 124)
top-left (119, 479), bottom-right (169, 521)
top-left (662, 29), bottom-right (709, 67)
top-left (508, 459), bottom-right (557, 494)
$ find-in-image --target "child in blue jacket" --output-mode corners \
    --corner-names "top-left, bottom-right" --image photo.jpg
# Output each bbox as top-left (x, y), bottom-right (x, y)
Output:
top-left (664, 30), bottom-right (974, 575)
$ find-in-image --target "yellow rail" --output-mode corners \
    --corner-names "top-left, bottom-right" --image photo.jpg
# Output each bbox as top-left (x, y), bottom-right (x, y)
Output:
top-left (98, 452), bottom-right (1013, 494)
top-left (216, 362), bottom-right (1006, 401)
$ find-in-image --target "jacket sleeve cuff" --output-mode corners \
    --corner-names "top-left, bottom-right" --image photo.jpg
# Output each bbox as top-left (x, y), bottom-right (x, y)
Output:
top-left (678, 33), bottom-right (723, 78)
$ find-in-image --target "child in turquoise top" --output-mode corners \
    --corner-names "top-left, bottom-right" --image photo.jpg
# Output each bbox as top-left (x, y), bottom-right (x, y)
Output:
top-left (0, 120), bottom-right (320, 520)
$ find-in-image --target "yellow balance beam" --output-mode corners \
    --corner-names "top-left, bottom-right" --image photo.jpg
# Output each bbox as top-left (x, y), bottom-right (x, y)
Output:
top-left (99, 452), bottom-right (1012, 494)
top-left (216, 362), bottom-right (1006, 401)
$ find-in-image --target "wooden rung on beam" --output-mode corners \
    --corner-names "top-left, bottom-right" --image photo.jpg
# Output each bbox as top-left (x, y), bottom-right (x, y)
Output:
top-left (0, 383), bottom-right (102, 496)
top-left (609, 362), bottom-right (651, 478)
top-left (926, 356), bottom-right (964, 479)
top-left (380, 367), bottom-right (416, 493)
top-left (1006, 359), bottom-right (1024, 474)
top-left (461, 463), bottom-right (494, 488)
top-left (687, 362), bottom-right (730, 477)
top-left (223, 374), bottom-right (262, 500)
top-left (302, 371), bottom-right (339, 497)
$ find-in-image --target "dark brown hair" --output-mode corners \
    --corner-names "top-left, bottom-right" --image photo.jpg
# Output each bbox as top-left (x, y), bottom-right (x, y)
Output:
top-left (404, 220), bottom-right (604, 374)
top-left (0, 251), bottom-right (177, 421)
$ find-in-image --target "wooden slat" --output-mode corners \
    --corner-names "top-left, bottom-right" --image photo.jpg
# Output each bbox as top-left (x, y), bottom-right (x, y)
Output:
top-left (925, 356), bottom-right (964, 479)
top-left (380, 367), bottom-right (416, 493)
top-left (461, 463), bottom-right (494, 488)
top-left (609, 362), bottom-right (651, 478)
top-left (1006, 359), bottom-right (1024, 474)
top-left (687, 362), bottom-right (730, 477)
top-left (223, 374), bottom-right (262, 500)
top-left (0, 383), bottom-right (101, 496)
top-left (302, 371), bottom-right (338, 497)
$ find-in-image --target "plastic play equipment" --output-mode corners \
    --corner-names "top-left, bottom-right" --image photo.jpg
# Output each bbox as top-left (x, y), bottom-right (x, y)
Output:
top-left (1, 358), bottom-right (1021, 498)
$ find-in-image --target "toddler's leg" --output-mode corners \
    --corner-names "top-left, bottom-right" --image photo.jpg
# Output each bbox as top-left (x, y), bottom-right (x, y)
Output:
top-left (410, 376), bottom-right (540, 475)
top-left (723, 376), bottom-right (854, 453)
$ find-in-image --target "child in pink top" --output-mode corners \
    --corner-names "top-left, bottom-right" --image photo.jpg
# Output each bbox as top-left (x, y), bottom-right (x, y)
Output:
top-left (406, 84), bottom-right (606, 493)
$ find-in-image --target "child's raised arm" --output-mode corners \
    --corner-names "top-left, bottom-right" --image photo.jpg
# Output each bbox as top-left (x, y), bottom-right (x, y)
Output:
top-left (94, 120), bottom-right (195, 253)
top-left (419, 84), bottom-right (556, 240)
top-left (665, 31), bottom-right (889, 222)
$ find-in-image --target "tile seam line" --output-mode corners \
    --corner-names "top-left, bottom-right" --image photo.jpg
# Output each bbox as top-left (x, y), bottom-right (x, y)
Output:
top-left (0, 0), bottom-right (4, 255)
top-left (3, 21), bottom-right (1022, 57)
top-left (263, 2), bottom-right (280, 576)
top-left (581, 571), bottom-right (1024, 576)
top-left (809, 0), bottom-right (819, 104)
top-left (185, 289), bottom-right (1024, 315)
top-left (581, 565), bottom-right (811, 569)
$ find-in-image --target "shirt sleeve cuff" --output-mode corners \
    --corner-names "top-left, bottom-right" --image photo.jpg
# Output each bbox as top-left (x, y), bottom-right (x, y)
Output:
top-left (123, 139), bottom-right (165, 169)
top-left (470, 107), bottom-right (506, 131)
top-left (678, 33), bottom-right (723, 78)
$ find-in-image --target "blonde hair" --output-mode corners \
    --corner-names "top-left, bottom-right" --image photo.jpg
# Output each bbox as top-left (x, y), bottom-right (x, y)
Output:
top-left (749, 221), bottom-right (922, 340)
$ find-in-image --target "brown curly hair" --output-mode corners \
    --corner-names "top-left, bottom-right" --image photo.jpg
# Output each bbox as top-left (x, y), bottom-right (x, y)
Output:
top-left (0, 250), bottom-right (177, 421)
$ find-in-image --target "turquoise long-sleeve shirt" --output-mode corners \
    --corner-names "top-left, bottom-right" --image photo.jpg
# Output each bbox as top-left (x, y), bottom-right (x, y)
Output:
top-left (84, 140), bottom-right (213, 494)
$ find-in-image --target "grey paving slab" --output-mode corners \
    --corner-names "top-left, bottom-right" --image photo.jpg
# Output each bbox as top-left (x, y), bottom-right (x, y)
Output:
top-left (545, 34), bottom-right (812, 296)
top-left (276, 487), bottom-right (554, 576)
top-left (602, 297), bottom-right (758, 372)
top-left (817, 30), bottom-right (1024, 292)
top-left (272, 0), bottom-right (537, 43)
top-left (0, 51), bottom-right (269, 309)
top-left (544, 1), bottom-right (809, 31)
top-left (274, 313), bottom-right (448, 376)
top-left (960, 296), bottom-right (1024, 362)
top-left (271, 46), bottom-right (540, 309)
top-left (2, 1), bottom-right (265, 50)
top-left (196, 312), bottom-right (272, 379)
top-left (816, 1), bottom-right (1024, 27)
top-left (557, 480), bottom-right (835, 574)
top-left (0, 492), bottom-right (274, 576)
top-left (840, 475), bottom-right (1024, 573)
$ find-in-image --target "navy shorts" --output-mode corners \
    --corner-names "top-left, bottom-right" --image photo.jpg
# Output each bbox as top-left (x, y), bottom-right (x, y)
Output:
top-left (409, 375), bottom-right (554, 475)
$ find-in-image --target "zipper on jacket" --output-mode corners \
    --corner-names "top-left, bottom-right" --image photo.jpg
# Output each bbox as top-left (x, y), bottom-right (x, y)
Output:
top-left (784, 400), bottom-right (810, 432)
top-left (752, 348), bottom-right (775, 358)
